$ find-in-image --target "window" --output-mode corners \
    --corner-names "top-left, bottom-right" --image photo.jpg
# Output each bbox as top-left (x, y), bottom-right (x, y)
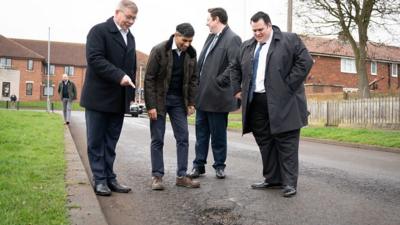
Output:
top-left (45, 64), bottom-right (55, 75)
top-left (27, 59), bottom-right (34, 71)
top-left (371, 61), bottom-right (377, 75)
top-left (2, 82), bottom-right (11, 97)
top-left (43, 86), bottom-right (54, 96)
top-left (64, 66), bottom-right (74, 76)
top-left (341, 58), bottom-right (356, 74)
top-left (0, 57), bottom-right (12, 69)
top-left (26, 83), bottom-right (33, 96)
top-left (391, 64), bottom-right (398, 77)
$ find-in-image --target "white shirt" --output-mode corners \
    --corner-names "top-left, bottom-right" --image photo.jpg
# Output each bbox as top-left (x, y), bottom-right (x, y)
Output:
top-left (254, 29), bottom-right (274, 93)
top-left (114, 20), bottom-right (128, 45)
top-left (172, 38), bottom-right (182, 56)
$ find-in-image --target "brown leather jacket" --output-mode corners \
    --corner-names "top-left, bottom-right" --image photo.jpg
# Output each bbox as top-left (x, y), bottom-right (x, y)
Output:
top-left (144, 35), bottom-right (198, 115)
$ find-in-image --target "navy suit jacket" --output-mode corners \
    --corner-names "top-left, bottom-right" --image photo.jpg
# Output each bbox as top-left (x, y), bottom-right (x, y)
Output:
top-left (80, 17), bottom-right (136, 113)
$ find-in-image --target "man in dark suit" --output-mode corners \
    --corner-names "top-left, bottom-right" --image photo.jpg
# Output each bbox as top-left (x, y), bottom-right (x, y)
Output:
top-left (188, 8), bottom-right (241, 179)
top-left (80, 0), bottom-right (138, 196)
top-left (231, 11), bottom-right (313, 197)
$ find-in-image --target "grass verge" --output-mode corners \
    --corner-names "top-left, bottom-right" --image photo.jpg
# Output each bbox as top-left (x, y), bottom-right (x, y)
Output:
top-left (189, 113), bottom-right (400, 149)
top-left (0, 110), bottom-right (68, 225)
top-left (301, 126), bottom-right (400, 149)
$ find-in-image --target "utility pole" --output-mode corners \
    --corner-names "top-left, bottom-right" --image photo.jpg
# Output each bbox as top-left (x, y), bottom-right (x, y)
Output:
top-left (138, 65), bottom-right (142, 103)
top-left (46, 27), bottom-right (51, 112)
top-left (287, 0), bottom-right (293, 32)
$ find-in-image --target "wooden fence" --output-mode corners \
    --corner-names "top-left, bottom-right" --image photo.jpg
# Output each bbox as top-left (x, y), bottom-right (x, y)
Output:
top-left (307, 97), bottom-right (400, 129)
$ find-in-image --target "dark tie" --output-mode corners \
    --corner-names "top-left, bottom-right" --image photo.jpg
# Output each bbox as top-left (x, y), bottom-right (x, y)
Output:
top-left (200, 34), bottom-right (219, 76)
top-left (204, 34), bottom-right (218, 59)
top-left (249, 42), bottom-right (266, 103)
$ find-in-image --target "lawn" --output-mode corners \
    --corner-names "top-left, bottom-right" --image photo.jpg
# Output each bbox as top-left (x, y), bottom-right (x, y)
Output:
top-left (301, 126), bottom-right (400, 149)
top-left (188, 112), bottom-right (400, 149)
top-left (0, 110), bottom-right (68, 225)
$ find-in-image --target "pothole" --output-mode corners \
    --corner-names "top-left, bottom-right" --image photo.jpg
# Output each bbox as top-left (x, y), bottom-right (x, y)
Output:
top-left (196, 200), bottom-right (241, 225)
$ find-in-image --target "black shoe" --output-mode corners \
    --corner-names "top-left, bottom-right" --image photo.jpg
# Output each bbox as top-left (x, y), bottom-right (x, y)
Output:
top-left (94, 183), bottom-right (112, 196)
top-left (215, 168), bottom-right (225, 179)
top-left (108, 180), bottom-right (131, 193)
top-left (251, 182), bottom-right (282, 189)
top-left (188, 167), bottom-right (205, 178)
top-left (282, 185), bottom-right (297, 197)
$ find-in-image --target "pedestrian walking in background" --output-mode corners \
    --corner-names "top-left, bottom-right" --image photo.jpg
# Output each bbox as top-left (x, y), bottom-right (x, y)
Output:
top-left (231, 11), bottom-right (313, 197)
top-left (144, 23), bottom-right (199, 190)
top-left (9, 94), bottom-right (17, 109)
top-left (58, 74), bottom-right (77, 125)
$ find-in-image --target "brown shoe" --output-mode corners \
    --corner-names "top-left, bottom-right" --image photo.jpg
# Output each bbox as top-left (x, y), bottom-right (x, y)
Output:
top-left (151, 176), bottom-right (164, 190)
top-left (176, 176), bottom-right (200, 188)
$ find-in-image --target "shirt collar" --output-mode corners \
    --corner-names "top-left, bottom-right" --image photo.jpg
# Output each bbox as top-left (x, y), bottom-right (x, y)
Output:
top-left (172, 38), bottom-right (182, 55)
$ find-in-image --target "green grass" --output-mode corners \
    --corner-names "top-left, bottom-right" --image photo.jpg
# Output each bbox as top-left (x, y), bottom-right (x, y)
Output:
top-left (0, 110), bottom-right (68, 225)
top-left (301, 126), bottom-right (400, 149)
top-left (189, 112), bottom-right (400, 149)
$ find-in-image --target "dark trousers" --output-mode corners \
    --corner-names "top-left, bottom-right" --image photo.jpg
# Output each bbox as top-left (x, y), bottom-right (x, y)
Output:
top-left (193, 109), bottom-right (228, 170)
top-left (248, 93), bottom-right (300, 187)
top-left (150, 95), bottom-right (189, 177)
top-left (85, 109), bottom-right (124, 185)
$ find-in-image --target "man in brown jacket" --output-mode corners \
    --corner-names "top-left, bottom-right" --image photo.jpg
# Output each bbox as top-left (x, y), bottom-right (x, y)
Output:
top-left (144, 23), bottom-right (199, 190)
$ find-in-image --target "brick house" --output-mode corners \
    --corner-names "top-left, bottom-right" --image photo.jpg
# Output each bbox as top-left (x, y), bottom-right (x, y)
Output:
top-left (0, 34), bottom-right (148, 102)
top-left (302, 36), bottom-right (400, 96)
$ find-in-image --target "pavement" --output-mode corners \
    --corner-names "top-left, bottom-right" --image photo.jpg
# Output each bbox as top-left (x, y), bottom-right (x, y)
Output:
top-left (65, 125), bottom-right (108, 225)
top-left (64, 113), bottom-right (400, 225)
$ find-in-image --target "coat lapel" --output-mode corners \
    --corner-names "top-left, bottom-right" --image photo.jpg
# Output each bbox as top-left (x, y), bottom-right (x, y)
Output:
top-left (126, 32), bottom-right (135, 54)
top-left (112, 33), bottom-right (127, 50)
top-left (106, 17), bottom-right (128, 50)
top-left (198, 34), bottom-right (213, 65)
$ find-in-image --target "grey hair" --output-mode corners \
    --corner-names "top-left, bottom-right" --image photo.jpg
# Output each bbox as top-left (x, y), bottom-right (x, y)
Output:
top-left (117, 0), bottom-right (138, 13)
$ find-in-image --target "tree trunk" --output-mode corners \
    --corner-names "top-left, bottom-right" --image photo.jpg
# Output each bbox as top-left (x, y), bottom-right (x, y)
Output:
top-left (355, 21), bottom-right (371, 99)
top-left (356, 46), bottom-right (371, 98)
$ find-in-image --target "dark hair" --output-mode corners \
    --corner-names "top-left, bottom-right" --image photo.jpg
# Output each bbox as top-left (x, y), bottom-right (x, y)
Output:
top-left (208, 7), bottom-right (228, 25)
top-left (176, 23), bottom-right (195, 37)
top-left (250, 11), bottom-right (271, 25)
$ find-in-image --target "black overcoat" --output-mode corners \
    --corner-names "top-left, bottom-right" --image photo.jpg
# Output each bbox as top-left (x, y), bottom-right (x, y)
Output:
top-left (80, 17), bottom-right (136, 113)
top-left (231, 26), bottom-right (313, 134)
top-left (195, 26), bottom-right (241, 112)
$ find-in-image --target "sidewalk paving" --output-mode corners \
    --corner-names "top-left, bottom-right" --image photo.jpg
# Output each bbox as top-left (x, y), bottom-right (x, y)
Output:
top-left (65, 126), bottom-right (108, 225)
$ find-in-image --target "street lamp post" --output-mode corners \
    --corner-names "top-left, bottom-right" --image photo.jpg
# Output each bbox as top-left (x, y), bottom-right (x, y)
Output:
top-left (46, 27), bottom-right (51, 112)
top-left (138, 65), bottom-right (142, 103)
top-left (287, 0), bottom-right (293, 32)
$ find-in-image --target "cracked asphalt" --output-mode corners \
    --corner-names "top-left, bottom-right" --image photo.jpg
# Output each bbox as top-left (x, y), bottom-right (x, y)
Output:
top-left (68, 111), bottom-right (400, 225)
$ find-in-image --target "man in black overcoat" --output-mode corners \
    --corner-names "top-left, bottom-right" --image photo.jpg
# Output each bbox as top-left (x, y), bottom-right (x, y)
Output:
top-left (231, 11), bottom-right (313, 197)
top-left (80, 0), bottom-right (138, 196)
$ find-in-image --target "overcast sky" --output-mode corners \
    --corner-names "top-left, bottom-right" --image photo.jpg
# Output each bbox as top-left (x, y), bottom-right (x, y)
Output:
top-left (0, 0), bottom-right (398, 55)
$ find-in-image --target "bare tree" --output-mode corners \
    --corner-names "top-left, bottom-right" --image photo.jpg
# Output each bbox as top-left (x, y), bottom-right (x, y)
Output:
top-left (296, 0), bottom-right (400, 98)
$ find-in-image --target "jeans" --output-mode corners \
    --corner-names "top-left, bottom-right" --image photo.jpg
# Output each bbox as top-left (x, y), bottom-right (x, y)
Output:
top-left (62, 98), bottom-right (72, 122)
top-left (150, 95), bottom-right (189, 177)
top-left (193, 109), bottom-right (228, 170)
